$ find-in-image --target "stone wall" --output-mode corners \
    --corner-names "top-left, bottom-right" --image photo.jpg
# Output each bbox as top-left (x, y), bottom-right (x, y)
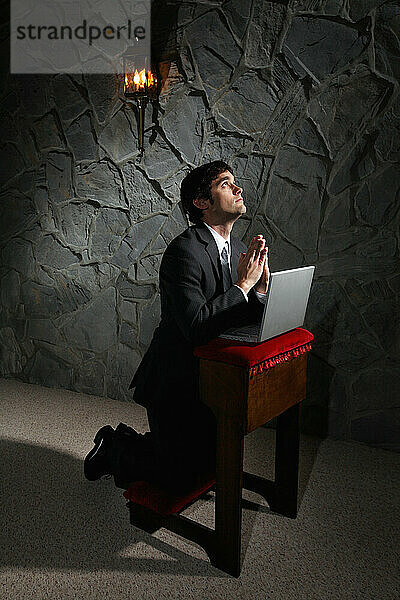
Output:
top-left (1, 0), bottom-right (399, 450)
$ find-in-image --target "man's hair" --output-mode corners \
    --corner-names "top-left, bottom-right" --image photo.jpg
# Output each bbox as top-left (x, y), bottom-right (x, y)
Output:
top-left (180, 160), bottom-right (233, 224)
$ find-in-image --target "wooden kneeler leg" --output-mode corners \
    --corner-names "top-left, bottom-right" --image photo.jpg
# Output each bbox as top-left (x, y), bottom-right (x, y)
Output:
top-left (273, 401), bottom-right (301, 518)
top-left (211, 414), bottom-right (244, 578)
top-left (242, 404), bottom-right (301, 517)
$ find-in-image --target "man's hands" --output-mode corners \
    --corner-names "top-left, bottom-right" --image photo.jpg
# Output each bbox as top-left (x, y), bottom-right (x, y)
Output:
top-left (254, 235), bottom-right (270, 295)
top-left (236, 235), bottom-right (269, 295)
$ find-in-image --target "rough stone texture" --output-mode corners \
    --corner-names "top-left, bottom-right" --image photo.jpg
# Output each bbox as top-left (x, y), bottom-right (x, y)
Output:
top-left (1, 270), bottom-right (21, 310)
top-left (290, 1), bottom-right (346, 17)
top-left (266, 146), bottom-right (326, 253)
top-left (116, 273), bottom-right (156, 301)
top-left (185, 10), bottom-right (242, 102)
top-left (0, 192), bottom-right (37, 245)
top-left (51, 75), bottom-right (88, 122)
top-left (35, 235), bottom-right (78, 269)
top-left (0, 144), bottom-right (26, 187)
top-left (139, 295), bottom-right (161, 350)
top-left (89, 208), bottom-right (130, 262)
top-left (27, 319), bottom-right (60, 345)
top-left (349, 0), bottom-right (389, 22)
top-left (59, 263), bottom-right (118, 296)
top-left (222, 0), bottom-right (252, 43)
top-left (33, 112), bottom-right (64, 151)
top-left (76, 160), bottom-right (126, 208)
top-left (46, 152), bottom-right (74, 204)
top-left (111, 215), bottom-right (166, 268)
top-left (121, 164), bottom-right (171, 220)
top-left (245, 2), bottom-right (287, 68)
top-left (284, 17), bottom-right (367, 82)
top-left (53, 202), bottom-right (96, 250)
top-left (374, 103), bottom-right (400, 162)
top-left (60, 287), bottom-right (117, 352)
top-left (21, 273), bottom-right (91, 319)
top-left (0, 2), bottom-right (399, 448)
top-left (119, 320), bottom-right (137, 349)
top-left (73, 358), bottom-right (105, 397)
top-left (14, 75), bottom-right (51, 118)
top-left (65, 113), bottom-right (97, 162)
top-left (201, 130), bottom-right (248, 163)
top-left (119, 299), bottom-right (137, 325)
top-left (142, 135), bottom-right (182, 180)
top-left (84, 73), bottom-right (120, 125)
top-left (287, 118), bottom-right (328, 157)
top-left (374, 3), bottom-right (400, 82)
top-left (161, 93), bottom-right (206, 164)
top-left (214, 72), bottom-right (278, 135)
top-left (308, 66), bottom-right (392, 160)
top-left (2, 238), bottom-right (35, 277)
top-left (0, 327), bottom-right (24, 376)
top-left (354, 163), bottom-right (400, 226)
top-left (328, 136), bottom-right (376, 196)
top-left (137, 255), bottom-right (162, 281)
top-left (351, 410), bottom-right (400, 451)
top-left (105, 342), bottom-right (141, 402)
top-left (27, 349), bottom-right (73, 389)
top-left (352, 362), bottom-right (400, 413)
top-left (230, 154), bottom-right (268, 219)
top-left (257, 81), bottom-right (308, 154)
top-left (21, 281), bottom-right (60, 318)
top-left (99, 109), bottom-right (138, 164)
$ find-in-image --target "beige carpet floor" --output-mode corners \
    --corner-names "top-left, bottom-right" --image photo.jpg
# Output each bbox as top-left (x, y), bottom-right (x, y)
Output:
top-left (0, 377), bottom-right (399, 600)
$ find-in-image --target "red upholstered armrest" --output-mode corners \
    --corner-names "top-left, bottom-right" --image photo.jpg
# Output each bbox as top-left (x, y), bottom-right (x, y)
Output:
top-left (194, 327), bottom-right (313, 377)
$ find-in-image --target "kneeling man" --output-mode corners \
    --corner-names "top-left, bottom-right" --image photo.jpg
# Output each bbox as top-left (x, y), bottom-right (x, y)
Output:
top-left (84, 161), bottom-right (269, 492)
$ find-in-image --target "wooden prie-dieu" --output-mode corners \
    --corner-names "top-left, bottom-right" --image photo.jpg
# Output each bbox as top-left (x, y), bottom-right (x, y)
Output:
top-left (124, 327), bottom-right (313, 577)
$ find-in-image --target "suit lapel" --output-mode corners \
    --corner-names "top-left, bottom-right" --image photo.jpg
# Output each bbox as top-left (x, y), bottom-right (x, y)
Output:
top-left (195, 224), bottom-right (221, 281)
top-left (230, 237), bottom-right (242, 284)
top-left (195, 223), bottom-right (243, 286)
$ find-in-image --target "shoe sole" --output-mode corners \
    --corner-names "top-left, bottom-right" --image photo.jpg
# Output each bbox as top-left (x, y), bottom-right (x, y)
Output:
top-left (84, 425), bottom-right (115, 480)
top-left (93, 425), bottom-right (114, 444)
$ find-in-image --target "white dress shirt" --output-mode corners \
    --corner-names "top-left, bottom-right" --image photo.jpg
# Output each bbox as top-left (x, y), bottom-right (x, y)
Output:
top-left (204, 223), bottom-right (267, 303)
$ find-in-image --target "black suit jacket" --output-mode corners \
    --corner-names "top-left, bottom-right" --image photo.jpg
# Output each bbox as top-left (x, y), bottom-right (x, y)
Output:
top-left (130, 223), bottom-right (264, 409)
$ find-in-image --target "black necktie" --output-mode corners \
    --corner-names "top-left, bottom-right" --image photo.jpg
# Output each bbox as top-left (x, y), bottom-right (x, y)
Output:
top-left (221, 242), bottom-right (232, 292)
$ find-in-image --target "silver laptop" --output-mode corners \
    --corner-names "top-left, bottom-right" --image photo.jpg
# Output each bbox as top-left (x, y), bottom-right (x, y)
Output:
top-left (221, 265), bottom-right (315, 343)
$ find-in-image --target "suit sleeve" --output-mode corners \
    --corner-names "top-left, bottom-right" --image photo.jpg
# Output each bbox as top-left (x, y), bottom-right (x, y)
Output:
top-left (160, 241), bottom-right (263, 346)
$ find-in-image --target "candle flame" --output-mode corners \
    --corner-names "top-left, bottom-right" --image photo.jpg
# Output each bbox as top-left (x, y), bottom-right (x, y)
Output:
top-left (124, 67), bottom-right (157, 94)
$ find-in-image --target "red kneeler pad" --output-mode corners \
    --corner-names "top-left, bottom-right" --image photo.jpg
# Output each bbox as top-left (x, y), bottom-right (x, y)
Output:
top-left (193, 327), bottom-right (313, 377)
top-left (124, 327), bottom-right (313, 515)
top-left (124, 476), bottom-right (216, 516)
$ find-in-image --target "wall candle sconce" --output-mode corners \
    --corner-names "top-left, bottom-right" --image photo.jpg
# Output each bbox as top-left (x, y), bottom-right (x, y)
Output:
top-left (123, 58), bottom-right (159, 154)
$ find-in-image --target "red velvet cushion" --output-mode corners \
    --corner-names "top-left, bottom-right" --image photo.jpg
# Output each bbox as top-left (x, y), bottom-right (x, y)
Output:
top-left (123, 476), bottom-right (216, 516)
top-left (194, 327), bottom-right (313, 377)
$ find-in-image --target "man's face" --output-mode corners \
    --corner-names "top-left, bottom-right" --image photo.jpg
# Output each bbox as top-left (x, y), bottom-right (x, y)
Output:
top-left (206, 170), bottom-right (246, 222)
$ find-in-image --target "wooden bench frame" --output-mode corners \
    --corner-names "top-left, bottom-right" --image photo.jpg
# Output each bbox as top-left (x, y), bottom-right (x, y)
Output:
top-left (127, 352), bottom-right (307, 577)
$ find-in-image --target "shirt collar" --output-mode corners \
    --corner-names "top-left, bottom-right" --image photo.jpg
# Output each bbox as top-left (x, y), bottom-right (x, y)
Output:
top-left (204, 223), bottom-right (231, 256)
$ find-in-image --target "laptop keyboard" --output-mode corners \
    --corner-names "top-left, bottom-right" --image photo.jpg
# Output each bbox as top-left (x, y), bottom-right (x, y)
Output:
top-left (220, 323), bottom-right (260, 341)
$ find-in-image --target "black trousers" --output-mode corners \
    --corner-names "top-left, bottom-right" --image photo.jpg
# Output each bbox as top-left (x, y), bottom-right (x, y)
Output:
top-left (115, 398), bottom-right (216, 493)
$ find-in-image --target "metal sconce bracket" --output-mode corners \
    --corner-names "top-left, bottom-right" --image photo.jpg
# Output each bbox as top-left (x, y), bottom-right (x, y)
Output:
top-left (123, 59), bottom-right (159, 155)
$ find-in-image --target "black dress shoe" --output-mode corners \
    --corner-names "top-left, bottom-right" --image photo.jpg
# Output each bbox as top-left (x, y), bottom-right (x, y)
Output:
top-left (84, 425), bottom-right (115, 481)
top-left (113, 423), bottom-right (152, 488)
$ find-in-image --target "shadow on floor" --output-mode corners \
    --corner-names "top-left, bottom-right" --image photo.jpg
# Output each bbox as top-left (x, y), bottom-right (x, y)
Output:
top-left (0, 439), bottom-right (228, 577)
top-left (243, 427), bottom-right (322, 512)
